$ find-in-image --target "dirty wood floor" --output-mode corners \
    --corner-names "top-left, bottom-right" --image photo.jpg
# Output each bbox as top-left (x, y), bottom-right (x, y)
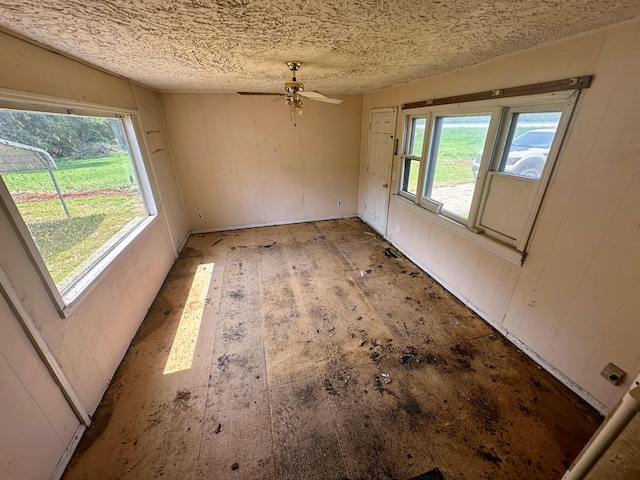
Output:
top-left (63, 218), bottom-right (602, 480)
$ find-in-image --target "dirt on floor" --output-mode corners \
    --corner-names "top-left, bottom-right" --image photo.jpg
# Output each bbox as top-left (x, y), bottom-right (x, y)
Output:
top-left (63, 218), bottom-right (602, 480)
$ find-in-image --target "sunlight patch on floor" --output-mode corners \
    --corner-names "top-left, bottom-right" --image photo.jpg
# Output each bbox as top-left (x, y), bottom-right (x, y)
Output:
top-left (163, 262), bottom-right (214, 375)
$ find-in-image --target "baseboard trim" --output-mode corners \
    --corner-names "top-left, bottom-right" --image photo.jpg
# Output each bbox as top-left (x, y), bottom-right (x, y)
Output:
top-left (50, 424), bottom-right (86, 480)
top-left (177, 231), bottom-right (190, 256)
top-left (190, 214), bottom-right (359, 235)
top-left (391, 241), bottom-right (609, 416)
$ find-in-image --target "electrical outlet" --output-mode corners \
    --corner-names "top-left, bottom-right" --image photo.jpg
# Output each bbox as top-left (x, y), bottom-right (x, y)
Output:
top-left (337, 200), bottom-right (342, 207)
top-left (395, 224), bottom-right (400, 233)
top-left (197, 212), bottom-right (203, 219)
top-left (601, 362), bottom-right (626, 385)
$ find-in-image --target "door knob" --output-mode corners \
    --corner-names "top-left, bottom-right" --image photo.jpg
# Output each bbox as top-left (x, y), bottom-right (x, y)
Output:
top-left (383, 183), bottom-right (388, 188)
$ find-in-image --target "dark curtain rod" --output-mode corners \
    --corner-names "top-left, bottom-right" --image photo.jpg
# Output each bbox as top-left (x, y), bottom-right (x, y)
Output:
top-left (401, 76), bottom-right (593, 110)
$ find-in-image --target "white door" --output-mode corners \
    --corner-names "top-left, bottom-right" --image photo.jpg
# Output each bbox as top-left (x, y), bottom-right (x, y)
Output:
top-left (364, 108), bottom-right (397, 235)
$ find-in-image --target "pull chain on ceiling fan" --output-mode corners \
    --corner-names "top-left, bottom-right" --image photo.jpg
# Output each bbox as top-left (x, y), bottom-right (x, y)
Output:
top-left (238, 61), bottom-right (343, 125)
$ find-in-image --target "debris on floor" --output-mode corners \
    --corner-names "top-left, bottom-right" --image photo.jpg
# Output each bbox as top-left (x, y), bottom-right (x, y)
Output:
top-left (384, 247), bottom-right (400, 258)
top-left (217, 354), bottom-right (229, 368)
top-left (323, 379), bottom-right (335, 393)
top-left (373, 374), bottom-right (389, 393)
top-left (409, 467), bottom-right (445, 480)
top-left (63, 218), bottom-right (602, 480)
top-left (369, 338), bottom-right (395, 362)
top-left (400, 346), bottom-right (420, 365)
top-left (477, 446), bottom-right (502, 465)
top-left (174, 389), bottom-right (191, 402)
top-left (357, 330), bottom-right (369, 347)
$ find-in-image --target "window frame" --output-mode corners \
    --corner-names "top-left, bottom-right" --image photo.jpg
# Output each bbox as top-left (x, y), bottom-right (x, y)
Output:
top-left (397, 91), bottom-right (578, 261)
top-left (399, 114), bottom-right (429, 201)
top-left (0, 93), bottom-right (157, 316)
top-left (493, 104), bottom-right (563, 178)
top-left (416, 106), bottom-right (503, 224)
top-left (476, 98), bottom-right (576, 251)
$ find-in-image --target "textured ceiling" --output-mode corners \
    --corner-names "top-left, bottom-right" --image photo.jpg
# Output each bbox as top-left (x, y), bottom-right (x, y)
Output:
top-left (1, 1), bottom-right (640, 94)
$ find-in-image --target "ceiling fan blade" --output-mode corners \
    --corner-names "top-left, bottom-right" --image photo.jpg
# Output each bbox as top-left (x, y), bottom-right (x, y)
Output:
top-left (299, 91), bottom-right (343, 104)
top-left (237, 92), bottom-right (283, 96)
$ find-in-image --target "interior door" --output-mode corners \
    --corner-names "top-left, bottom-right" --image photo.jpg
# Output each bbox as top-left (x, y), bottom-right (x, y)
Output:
top-left (364, 108), bottom-right (397, 235)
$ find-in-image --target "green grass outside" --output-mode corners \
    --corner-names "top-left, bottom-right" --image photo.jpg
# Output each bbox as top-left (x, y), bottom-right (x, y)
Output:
top-left (1, 153), bottom-right (145, 289)
top-left (17, 195), bottom-right (144, 285)
top-left (1, 153), bottom-right (136, 193)
top-left (406, 125), bottom-right (545, 192)
top-left (407, 126), bottom-right (487, 192)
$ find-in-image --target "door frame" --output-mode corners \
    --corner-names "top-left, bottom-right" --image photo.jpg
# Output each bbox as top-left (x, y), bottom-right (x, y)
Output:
top-left (364, 107), bottom-right (397, 237)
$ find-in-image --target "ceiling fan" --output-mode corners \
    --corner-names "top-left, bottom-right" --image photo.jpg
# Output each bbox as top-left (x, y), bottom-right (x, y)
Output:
top-left (238, 61), bottom-right (343, 124)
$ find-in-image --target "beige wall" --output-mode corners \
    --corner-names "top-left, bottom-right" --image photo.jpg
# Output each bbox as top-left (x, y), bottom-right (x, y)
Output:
top-left (360, 18), bottom-right (640, 412)
top-left (0, 31), bottom-right (187, 478)
top-left (0, 295), bottom-right (79, 480)
top-left (159, 93), bottom-right (362, 231)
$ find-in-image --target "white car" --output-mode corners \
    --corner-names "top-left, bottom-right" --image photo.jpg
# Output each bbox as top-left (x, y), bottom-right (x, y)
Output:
top-left (472, 128), bottom-right (556, 179)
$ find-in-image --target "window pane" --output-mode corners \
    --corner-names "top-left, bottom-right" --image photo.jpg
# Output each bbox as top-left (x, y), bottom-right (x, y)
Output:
top-left (0, 110), bottom-right (148, 293)
top-left (499, 112), bottom-right (561, 179)
top-left (424, 115), bottom-right (491, 218)
top-left (401, 157), bottom-right (421, 195)
top-left (408, 118), bottom-right (426, 157)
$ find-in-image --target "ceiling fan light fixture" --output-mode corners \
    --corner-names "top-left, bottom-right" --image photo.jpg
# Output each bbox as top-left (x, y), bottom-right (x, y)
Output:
top-left (291, 98), bottom-right (304, 116)
top-left (238, 61), bottom-right (342, 125)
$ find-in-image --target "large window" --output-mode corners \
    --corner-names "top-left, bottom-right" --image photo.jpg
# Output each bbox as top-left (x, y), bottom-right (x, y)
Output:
top-left (423, 114), bottom-right (492, 219)
top-left (399, 92), bottom-right (576, 254)
top-left (0, 107), bottom-right (154, 305)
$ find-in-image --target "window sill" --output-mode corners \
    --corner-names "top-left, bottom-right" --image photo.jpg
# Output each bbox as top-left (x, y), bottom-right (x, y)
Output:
top-left (391, 195), bottom-right (524, 265)
top-left (61, 214), bottom-right (158, 315)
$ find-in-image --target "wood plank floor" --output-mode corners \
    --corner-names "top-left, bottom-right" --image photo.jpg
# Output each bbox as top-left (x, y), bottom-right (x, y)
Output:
top-left (63, 218), bottom-right (601, 480)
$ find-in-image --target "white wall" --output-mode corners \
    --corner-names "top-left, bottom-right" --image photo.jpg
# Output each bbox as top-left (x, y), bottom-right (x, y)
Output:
top-left (159, 93), bottom-right (362, 231)
top-left (360, 18), bottom-right (640, 412)
top-left (0, 295), bottom-right (79, 480)
top-left (0, 31), bottom-right (187, 478)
